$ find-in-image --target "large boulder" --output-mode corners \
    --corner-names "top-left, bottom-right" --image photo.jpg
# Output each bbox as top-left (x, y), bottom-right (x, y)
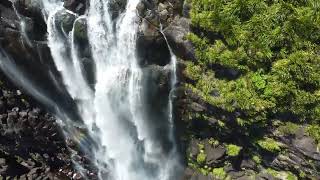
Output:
top-left (205, 144), bottom-right (226, 165)
top-left (293, 136), bottom-right (320, 160)
top-left (73, 17), bottom-right (87, 43)
top-left (54, 9), bottom-right (77, 36)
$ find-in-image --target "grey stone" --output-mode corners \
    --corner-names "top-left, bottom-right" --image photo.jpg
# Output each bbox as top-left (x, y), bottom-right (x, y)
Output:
top-left (163, 16), bottom-right (195, 60)
top-left (293, 136), bottom-right (320, 160)
top-left (188, 139), bottom-right (200, 158)
top-left (205, 145), bottom-right (226, 164)
top-left (241, 159), bottom-right (256, 170)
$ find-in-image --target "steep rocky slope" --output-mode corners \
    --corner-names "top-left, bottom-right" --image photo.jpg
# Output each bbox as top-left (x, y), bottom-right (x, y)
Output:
top-left (137, 0), bottom-right (320, 180)
top-left (0, 0), bottom-right (97, 179)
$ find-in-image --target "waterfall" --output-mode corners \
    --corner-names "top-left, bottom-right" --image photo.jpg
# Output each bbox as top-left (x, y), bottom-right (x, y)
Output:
top-left (38, 0), bottom-right (181, 179)
top-left (159, 23), bottom-right (180, 180)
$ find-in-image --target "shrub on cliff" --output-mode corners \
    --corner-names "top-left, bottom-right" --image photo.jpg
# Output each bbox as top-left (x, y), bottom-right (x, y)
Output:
top-left (186, 0), bottom-right (320, 128)
top-left (185, 0), bottom-right (320, 177)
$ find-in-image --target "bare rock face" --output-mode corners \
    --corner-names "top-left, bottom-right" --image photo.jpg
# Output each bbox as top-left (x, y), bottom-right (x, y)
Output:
top-left (163, 16), bottom-right (195, 61)
top-left (136, 0), bottom-right (194, 67)
top-left (293, 136), bottom-right (320, 160)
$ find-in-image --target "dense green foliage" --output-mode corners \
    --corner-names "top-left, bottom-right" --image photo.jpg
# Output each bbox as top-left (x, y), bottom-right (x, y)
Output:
top-left (185, 0), bottom-right (320, 177)
top-left (186, 0), bottom-right (320, 134)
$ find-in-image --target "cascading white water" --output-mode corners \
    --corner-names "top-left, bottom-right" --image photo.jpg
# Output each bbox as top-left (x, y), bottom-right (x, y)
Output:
top-left (41, 0), bottom-right (181, 179)
top-left (158, 23), bottom-right (180, 180)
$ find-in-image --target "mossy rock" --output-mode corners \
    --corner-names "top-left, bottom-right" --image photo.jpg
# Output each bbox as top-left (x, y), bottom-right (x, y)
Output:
top-left (212, 167), bottom-right (227, 180)
top-left (257, 137), bottom-right (283, 153)
top-left (54, 10), bottom-right (76, 35)
top-left (226, 144), bottom-right (242, 157)
top-left (73, 17), bottom-right (88, 42)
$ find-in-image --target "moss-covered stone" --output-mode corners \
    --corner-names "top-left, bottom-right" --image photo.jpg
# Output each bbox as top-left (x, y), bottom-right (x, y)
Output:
top-left (55, 10), bottom-right (77, 34)
top-left (257, 138), bottom-right (282, 153)
top-left (73, 17), bottom-right (87, 42)
top-left (277, 122), bottom-right (300, 135)
top-left (196, 152), bottom-right (206, 164)
top-left (226, 144), bottom-right (241, 157)
top-left (211, 167), bottom-right (227, 180)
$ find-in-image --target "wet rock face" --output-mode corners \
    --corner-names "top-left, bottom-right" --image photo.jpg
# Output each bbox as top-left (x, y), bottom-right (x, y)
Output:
top-left (64, 0), bottom-right (87, 15)
top-left (12, 0), bottom-right (47, 41)
top-left (54, 9), bottom-right (77, 35)
top-left (136, 0), bottom-right (194, 68)
top-left (137, 0), bottom-right (195, 60)
top-left (109, 0), bottom-right (128, 19)
top-left (163, 16), bottom-right (195, 61)
top-left (153, 1), bottom-right (320, 180)
top-left (137, 29), bottom-right (171, 66)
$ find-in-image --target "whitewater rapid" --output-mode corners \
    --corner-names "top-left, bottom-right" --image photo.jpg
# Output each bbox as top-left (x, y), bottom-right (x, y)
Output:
top-left (40, 0), bottom-right (181, 179)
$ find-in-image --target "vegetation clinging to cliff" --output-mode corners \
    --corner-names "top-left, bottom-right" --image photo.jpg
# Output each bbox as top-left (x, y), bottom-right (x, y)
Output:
top-left (185, 0), bottom-right (320, 177)
top-left (187, 0), bottom-right (320, 128)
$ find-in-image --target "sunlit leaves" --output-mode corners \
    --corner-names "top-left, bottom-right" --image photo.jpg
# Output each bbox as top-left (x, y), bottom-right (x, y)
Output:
top-left (187, 0), bottom-right (320, 126)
